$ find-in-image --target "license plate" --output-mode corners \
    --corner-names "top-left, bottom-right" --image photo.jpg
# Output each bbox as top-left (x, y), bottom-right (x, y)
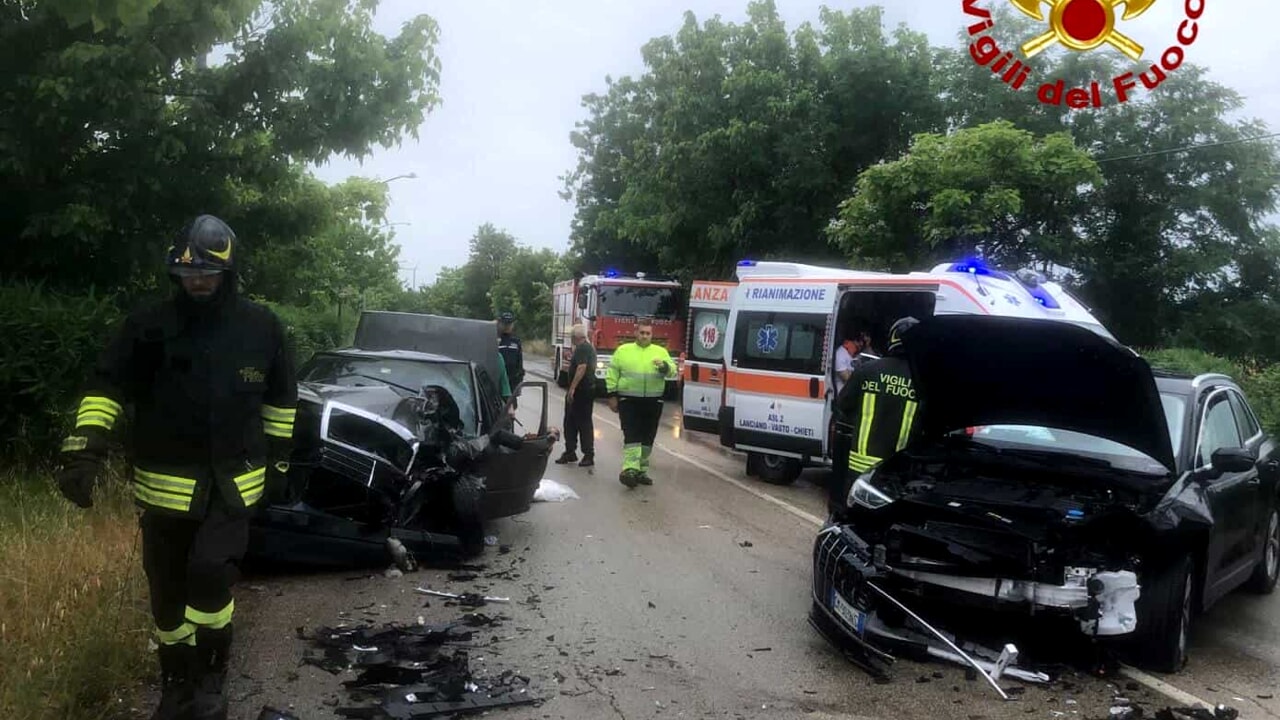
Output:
top-left (830, 589), bottom-right (867, 636)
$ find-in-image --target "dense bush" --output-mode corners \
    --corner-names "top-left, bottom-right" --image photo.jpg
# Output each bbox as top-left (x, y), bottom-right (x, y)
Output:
top-left (0, 281), bottom-right (124, 467)
top-left (256, 300), bottom-right (358, 368)
top-left (1141, 347), bottom-right (1280, 436)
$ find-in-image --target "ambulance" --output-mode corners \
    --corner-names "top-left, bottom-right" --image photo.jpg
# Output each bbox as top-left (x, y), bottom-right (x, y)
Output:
top-left (679, 280), bottom-right (738, 434)
top-left (718, 258), bottom-right (1114, 485)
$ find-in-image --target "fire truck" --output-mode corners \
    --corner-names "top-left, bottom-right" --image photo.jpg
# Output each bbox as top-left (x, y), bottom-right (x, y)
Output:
top-left (551, 270), bottom-right (686, 397)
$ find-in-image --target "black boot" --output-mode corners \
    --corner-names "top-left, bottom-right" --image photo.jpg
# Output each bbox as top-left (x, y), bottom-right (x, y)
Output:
top-left (578, 454), bottom-right (594, 467)
top-left (192, 625), bottom-right (232, 720)
top-left (554, 451), bottom-right (578, 465)
top-left (150, 644), bottom-right (196, 720)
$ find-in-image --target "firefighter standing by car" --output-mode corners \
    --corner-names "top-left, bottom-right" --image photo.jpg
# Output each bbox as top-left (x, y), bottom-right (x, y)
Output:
top-left (829, 316), bottom-right (920, 514)
top-left (55, 215), bottom-right (297, 720)
top-left (497, 311), bottom-right (524, 407)
top-left (605, 318), bottom-right (677, 487)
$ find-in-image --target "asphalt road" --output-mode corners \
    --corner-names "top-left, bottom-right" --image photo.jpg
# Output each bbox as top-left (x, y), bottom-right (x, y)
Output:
top-left (222, 357), bottom-right (1280, 720)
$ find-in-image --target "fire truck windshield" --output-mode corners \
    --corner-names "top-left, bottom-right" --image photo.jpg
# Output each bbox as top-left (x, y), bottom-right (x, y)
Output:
top-left (597, 285), bottom-right (679, 319)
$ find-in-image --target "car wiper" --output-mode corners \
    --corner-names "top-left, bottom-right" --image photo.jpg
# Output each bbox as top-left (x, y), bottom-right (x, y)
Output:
top-left (333, 373), bottom-right (419, 395)
top-left (607, 311), bottom-right (638, 317)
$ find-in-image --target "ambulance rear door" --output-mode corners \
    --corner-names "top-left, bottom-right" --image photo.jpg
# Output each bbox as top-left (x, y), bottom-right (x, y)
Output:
top-left (722, 280), bottom-right (837, 484)
top-left (681, 281), bottom-right (736, 434)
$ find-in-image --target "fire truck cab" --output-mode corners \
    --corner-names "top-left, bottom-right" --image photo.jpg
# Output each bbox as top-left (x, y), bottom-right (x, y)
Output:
top-left (551, 270), bottom-right (686, 398)
top-left (719, 258), bottom-right (1114, 485)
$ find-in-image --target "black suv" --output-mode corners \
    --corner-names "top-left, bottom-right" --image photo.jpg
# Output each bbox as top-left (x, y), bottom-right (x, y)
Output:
top-left (812, 315), bottom-right (1280, 675)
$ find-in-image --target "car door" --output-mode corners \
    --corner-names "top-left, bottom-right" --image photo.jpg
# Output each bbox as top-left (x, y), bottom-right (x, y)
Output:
top-left (1194, 387), bottom-right (1257, 600)
top-left (474, 366), bottom-right (552, 519)
top-left (682, 283), bottom-right (735, 434)
top-left (1227, 389), bottom-right (1273, 558)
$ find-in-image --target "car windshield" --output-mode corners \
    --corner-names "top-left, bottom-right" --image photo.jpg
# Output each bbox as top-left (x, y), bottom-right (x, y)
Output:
top-left (958, 392), bottom-right (1186, 474)
top-left (300, 355), bottom-right (479, 433)
top-left (598, 285), bottom-right (679, 318)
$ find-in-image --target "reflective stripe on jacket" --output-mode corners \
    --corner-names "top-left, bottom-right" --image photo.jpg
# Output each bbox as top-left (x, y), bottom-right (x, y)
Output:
top-left (834, 355), bottom-right (919, 473)
top-left (59, 295), bottom-right (297, 519)
top-left (605, 342), bottom-right (676, 398)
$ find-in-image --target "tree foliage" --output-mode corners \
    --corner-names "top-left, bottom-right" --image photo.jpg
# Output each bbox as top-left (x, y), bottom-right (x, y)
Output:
top-left (562, 1), bottom-right (946, 281)
top-left (564, 1), bottom-right (1280, 359)
top-left (0, 0), bottom-right (441, 297)
top-left (829, 120), bottom-right (1101, 272)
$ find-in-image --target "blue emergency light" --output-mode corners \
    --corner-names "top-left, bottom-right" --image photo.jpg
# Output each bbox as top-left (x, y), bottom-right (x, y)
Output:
top-left (947, 257), bottom-right (1010, 280)
top-left (603, 268), bottom-right (620, 278)
top-left (738, 259), bottom-right (757, 267)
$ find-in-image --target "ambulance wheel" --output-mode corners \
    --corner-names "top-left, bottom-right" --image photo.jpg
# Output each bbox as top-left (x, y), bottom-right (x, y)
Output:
top-left (752, 452), bottom-right (801, 485)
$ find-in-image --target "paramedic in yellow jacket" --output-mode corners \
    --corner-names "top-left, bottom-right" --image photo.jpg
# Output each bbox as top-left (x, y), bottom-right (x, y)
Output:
top-left (605, 318), bottom-right (677, 488)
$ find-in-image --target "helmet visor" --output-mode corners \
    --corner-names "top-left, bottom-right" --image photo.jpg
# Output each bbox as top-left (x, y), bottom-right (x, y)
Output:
top-left (169, 266), bottom-right (224, 278)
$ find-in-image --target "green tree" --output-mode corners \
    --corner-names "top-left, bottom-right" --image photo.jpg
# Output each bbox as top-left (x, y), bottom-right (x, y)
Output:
top-left (829, 120), bottom-right (1102, 271)
top-left (0, 0), bottom-right (441, 295)
top-left (562, 1), bottom-right (946, 281)
top-left (932, 5), bottom-right (1280, 349)
top-left (459, 224), bottom-right (519, 319)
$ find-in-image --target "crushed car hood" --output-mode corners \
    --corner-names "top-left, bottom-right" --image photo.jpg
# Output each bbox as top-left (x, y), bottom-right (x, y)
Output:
top-left (299, 382), bottom-right (412, 421)
top-left (901, 315), bottom-right (1176, 473)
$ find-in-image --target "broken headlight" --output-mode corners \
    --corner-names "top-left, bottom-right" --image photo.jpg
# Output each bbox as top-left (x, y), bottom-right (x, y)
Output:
top-left (848, 472), bottom-right (894, 510)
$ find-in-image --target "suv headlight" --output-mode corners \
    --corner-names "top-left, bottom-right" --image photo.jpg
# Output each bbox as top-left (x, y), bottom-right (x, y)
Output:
top-left (848, 472), bottom-right (894, 510)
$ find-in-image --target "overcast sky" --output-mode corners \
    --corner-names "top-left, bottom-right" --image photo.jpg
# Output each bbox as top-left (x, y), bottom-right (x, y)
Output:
top-left (310, 0), bottom-right (1280, 287)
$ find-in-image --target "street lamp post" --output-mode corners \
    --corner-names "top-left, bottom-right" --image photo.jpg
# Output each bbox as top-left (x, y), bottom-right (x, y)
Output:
top-left (379, 173), bottom-right (418, 184)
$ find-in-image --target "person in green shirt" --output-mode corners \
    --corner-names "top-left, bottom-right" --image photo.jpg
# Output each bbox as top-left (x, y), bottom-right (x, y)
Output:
top-left (497, 352), bottom-right (512, 401)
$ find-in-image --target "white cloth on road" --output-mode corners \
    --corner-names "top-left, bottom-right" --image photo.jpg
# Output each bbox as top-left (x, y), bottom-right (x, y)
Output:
top-left (532, 478), bottom-right (579, 503)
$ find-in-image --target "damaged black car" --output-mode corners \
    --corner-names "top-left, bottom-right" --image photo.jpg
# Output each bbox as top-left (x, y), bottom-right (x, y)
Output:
top-left (248, 312), bottom-right (557, 568)
top-left (812, 315), bottom-right (1280, 685)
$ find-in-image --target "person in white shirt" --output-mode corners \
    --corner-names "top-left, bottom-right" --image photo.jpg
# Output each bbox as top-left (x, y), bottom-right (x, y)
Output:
top-left (833, 328), bottom-right (874, 396)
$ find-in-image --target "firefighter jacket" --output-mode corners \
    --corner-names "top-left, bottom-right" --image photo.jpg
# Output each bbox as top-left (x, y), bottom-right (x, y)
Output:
top-left (61, 295), bottom-right (297, 519)
top-left (834, 354), bottom-right (918, 474)
top-left (498, 333), bottom-right (524, 387)
top-left (605, 342), bottom-right (676, 399)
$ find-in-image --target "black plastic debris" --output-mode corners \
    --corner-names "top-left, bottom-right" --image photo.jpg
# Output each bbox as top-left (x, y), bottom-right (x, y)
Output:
top-left (307, 621), bottom-right (538, 719)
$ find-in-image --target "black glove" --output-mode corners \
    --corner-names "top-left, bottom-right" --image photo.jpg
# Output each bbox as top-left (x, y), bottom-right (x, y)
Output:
top-left (56, 456), bottom-right (100, 509)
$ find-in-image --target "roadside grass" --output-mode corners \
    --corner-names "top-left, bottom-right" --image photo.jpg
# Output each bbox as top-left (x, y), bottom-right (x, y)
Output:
top-left (524, 338), bottom-right (550, 357)
top-left (0, 469), bottom-right (152, 720)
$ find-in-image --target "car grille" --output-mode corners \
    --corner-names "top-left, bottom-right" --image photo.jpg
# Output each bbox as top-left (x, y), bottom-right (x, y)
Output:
top-left (813, 529), bottom-right (869, 609)
top-left (321, 442), bottom-right (377, 485)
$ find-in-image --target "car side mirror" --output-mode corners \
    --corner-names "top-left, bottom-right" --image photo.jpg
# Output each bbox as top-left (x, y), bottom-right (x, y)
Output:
top-left (1210, 446), bottom-right (1257, 474)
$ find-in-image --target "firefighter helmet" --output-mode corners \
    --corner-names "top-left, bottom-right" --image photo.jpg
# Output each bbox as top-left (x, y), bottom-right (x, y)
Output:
top-left (887, 316), bottom-right (920, 353)
top-left (167, 215), bottom-right (237, 277)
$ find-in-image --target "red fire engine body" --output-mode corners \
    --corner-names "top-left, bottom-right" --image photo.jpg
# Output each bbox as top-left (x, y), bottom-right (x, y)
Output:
top-left (551, 271), bottom-right (686, 396)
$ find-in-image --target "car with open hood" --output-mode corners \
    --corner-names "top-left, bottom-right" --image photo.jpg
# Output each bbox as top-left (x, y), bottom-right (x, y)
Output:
top-left (811, 315), bottom-right (1280, 682)
top-left (247, 312), bottom-right (555, 568)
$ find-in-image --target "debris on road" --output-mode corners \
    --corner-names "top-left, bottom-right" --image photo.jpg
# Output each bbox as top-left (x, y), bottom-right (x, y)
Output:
top-left (415, 587), bottom-right (510, 605)
top-left (256, 706), bottom-right (302, 720)
top-left (532, 478), bottom-right (579, 503)
top-left (300, 621), bottom-right (539, 719)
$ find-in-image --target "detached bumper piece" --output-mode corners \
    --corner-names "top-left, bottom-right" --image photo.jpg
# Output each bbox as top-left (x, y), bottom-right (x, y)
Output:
top-left (301, 623), bottom-right (539, 719)
top-left (812, 526), bottom-right (1054, 699)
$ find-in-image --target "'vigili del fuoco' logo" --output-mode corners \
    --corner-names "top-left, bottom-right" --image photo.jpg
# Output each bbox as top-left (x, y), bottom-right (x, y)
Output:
top-left (964, 0), bottom-right (1205, 108)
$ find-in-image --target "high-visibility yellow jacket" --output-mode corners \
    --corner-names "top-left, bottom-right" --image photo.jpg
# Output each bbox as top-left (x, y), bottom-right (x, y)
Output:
top-left (605, 342), bottom-right (676, 398)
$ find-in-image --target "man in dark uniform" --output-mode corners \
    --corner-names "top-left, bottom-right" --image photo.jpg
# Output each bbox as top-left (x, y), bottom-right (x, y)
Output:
top-left (55, 215), bottom-right (297, 720)
top-left (497, 311), bottom-right (524, 407)
top-left (554, 323), bottom-right (596, 467)
top-left (828, 316), bottom-right (920, 516)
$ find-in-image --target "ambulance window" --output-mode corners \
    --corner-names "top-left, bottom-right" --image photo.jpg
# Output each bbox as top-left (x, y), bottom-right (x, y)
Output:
top-left (690, 309), bottom-right (729, 361)
top-left (734, 311), bottom-right (827, 375)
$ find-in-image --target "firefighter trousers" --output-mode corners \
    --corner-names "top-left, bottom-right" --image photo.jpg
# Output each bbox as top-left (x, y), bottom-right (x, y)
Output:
top-left (141, 490), bottom-right (249, 654)
top-left (617, 397), bottom-right (663, 475)
top-left (563, 390), bottom-right (595, 457)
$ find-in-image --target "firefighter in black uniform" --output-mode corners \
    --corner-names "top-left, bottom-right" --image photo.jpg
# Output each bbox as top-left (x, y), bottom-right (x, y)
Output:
top-left (828, 316), bottom-right (920, 516)
top-left (497, 311), bottom-right (524, 408)
top-left (55, 215), bottom-right (297, 720)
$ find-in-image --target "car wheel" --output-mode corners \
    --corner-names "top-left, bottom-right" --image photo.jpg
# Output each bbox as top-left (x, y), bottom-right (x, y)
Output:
top-left (1244, 505), bottom-right (1280, 594)
top-left (1133, 554), bottom-right (1194, 673)
top-left (754, 452), bottom-right (802, 486)
top-left (555, 356), bottom-right (569, 388)
top-left (452, 475), bottom-right (486, 557)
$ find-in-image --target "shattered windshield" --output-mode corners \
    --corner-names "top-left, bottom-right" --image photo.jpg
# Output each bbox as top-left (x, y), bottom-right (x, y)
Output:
top-left (598, 285), bottom-right (679, 318)
top-left (300, 355), bottom-right (479, 432)
top-left (960, 392), bottom-right (1186, 474)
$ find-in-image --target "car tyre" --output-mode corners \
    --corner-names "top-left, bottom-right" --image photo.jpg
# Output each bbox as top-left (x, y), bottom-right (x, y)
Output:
top-left (752, 452), bottom-right (802, 485)
top-left (1133, 554), bottom-right (1194, 673)
top-left (554, 355), bottom-right (569, 388)
top-left (1244, 505), bottom-right (1280, 594)
top-left (452, 475), bottom-right (486, 557)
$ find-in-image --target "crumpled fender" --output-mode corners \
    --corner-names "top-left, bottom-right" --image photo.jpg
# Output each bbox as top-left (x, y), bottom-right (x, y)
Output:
top-left (1144, 474), bottom-right (1214, 532)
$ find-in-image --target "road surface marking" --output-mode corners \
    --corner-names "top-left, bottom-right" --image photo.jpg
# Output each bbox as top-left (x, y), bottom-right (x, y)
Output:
top-left (532, 363), bottom-right (1218, 711)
